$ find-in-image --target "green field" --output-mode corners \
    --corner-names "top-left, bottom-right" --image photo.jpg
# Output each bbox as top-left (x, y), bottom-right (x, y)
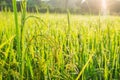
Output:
top-left (0, 11), bottom-right (120, 80)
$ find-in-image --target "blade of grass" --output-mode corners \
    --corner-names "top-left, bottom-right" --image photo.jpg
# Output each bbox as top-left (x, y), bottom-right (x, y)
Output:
top-left (0, 35), bottom-right (15, 49)
top-left (12, 0), bottom-right (22, 79)
top-left (12, 0), bottom-right (21, 59)
top-left (75, 53), bottom-right (94, 80)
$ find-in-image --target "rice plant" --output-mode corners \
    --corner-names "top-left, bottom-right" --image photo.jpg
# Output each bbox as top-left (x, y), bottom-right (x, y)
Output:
top-left (0, 1), bottom-right (120, 80)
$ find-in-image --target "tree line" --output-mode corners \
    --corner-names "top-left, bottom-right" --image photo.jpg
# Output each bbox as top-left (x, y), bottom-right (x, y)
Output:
top-left (0, 0), bottom-right (120, 15)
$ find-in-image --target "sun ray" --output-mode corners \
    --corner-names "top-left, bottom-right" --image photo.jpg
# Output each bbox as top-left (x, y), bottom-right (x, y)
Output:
top-left (101, 0), bottom-right (107, 15)
top-left (102, 0), bottom-right (107, 10)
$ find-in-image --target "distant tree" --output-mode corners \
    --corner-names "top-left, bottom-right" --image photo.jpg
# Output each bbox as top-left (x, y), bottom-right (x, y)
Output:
top-left (75, 0), bottom-right (101, 14)
top-left (109, 1), bottom-right (120, 14)
top-left (27, 0), bottom-right (41, 7)
top-left (65, 0), bottom-right (68, 9)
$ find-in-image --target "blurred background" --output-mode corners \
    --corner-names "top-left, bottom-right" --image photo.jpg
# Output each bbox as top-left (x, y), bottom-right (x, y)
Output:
top-left (0, 0), bottom-right (120, 15)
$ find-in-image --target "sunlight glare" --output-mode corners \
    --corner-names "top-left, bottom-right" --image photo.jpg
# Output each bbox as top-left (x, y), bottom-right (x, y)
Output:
top-left (102, 0), bottom-right (107, 10)
top-left (101, 0), bottom-right (107, 15)
top-left (81, 0), bottom-right (86, 4)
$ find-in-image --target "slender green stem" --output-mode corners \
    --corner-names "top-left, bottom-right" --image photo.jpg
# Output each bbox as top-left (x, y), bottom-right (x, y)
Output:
top-left (12, 0), bottom-right (21, 61)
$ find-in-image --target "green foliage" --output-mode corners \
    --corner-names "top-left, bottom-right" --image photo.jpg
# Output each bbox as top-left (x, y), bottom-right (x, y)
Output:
top-left (0, 0), bottom-right (120, 14)
top-left (0, 11), bottom-right (120, 80)
top-left (27, 0), bottom-right (41, 8)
